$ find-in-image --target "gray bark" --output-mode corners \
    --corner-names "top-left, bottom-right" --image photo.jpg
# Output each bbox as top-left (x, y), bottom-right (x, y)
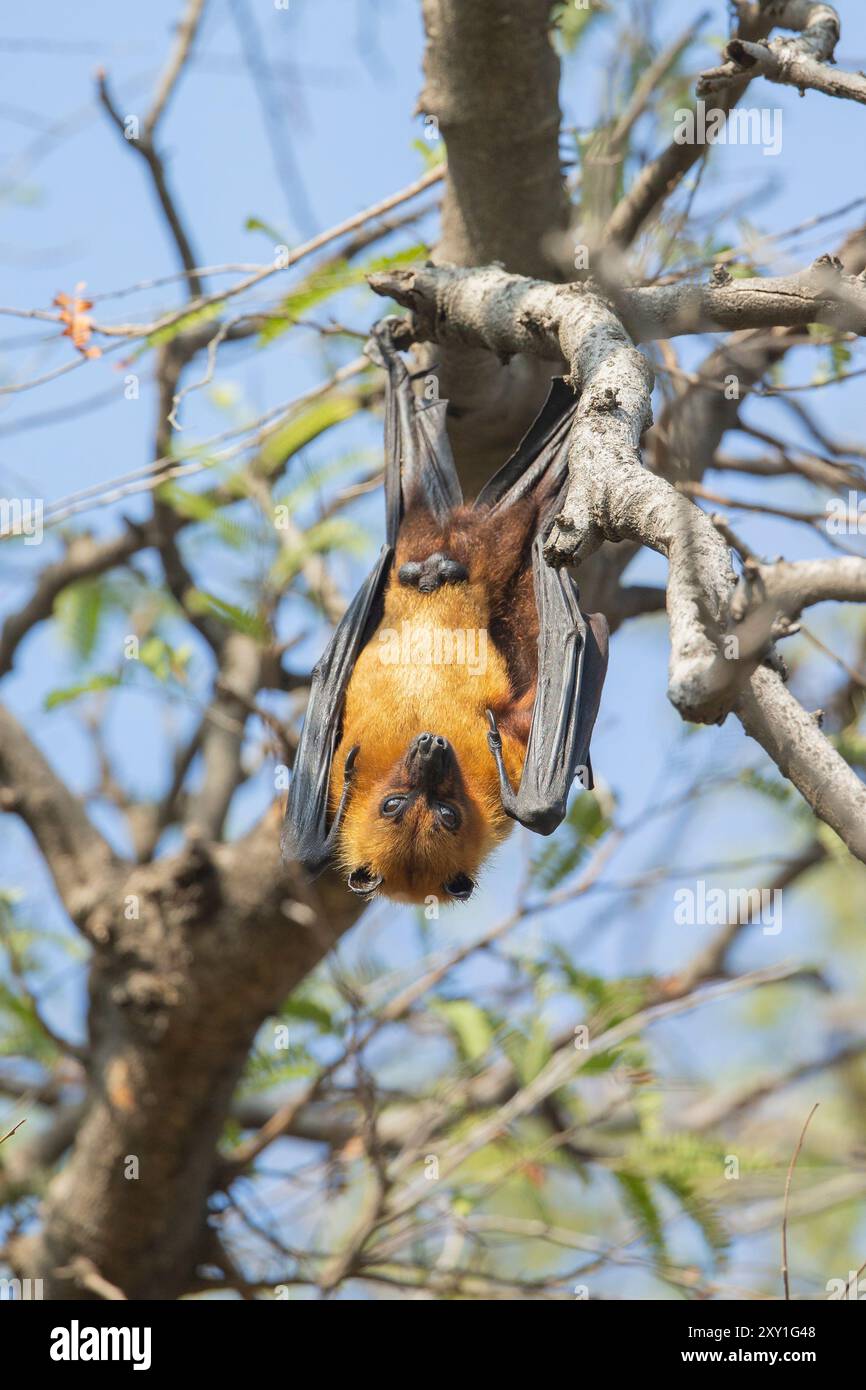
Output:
top-left (418, 0), bottom-right (568, 488)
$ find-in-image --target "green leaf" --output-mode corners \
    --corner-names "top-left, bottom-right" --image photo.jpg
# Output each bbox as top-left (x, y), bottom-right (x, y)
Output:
top-left (0, 982), bottom-right (59, 1065)
top-left (278, 996), bottom-right (334, 1034)
top-left (137, 635), bottom-right (190, 684)
top-left (502, 1018), bottom-right (553, 1086)
top-left (53, 579), bottom-right (106, 660)
top-left (186, 590), bottom-right (269, 641)
top-left (727, 261), bottom-right (757, 280)
top-left (661, 1173), bottom-right (730, 1260)
top-left (806, 325), bottom-right (853, 384)
top-left (155, 484), bottom-right (257, 550)
top-left (831, 341), bottom-right (853, 376)
top-left (146, 302), bottom-right (226, 350)
top-left (739, 768), bottom-right (792, 804)
top-left (411, 138), bottom-right (445, 171)
top-left (275, 450), bottom-right (378, 514)
top-left (259, 243), bottom-right (426, 346)
top-left (44, 673), bottom-right (120, 709)
top-left (155, 484), bottom-right (221, 524)
top-left (614, 1170), bottom-right (667, 1261)
top-left (245, 214), bottom-right (288, 243)
top-left (549, 956), bottom-right (651, 1039)
top-left (363, 245), bottom-right (428, 277)
top-left (432, 998), bottom-right (496, 1063)
top-left (521, 1018), bottom-right (552, 1084)
top-left (806, 323), bottom-right (837, 345)
top-left (259, 259), bottom-right (355, 344)
top-left (271, 517), bottom-right (370, 588)
top-left (239, 1044), bottom-right (314, 1095)
top-left (832, 730), bottom-right (866, 767)
top-left (260, 392), bottom-right (363, 472)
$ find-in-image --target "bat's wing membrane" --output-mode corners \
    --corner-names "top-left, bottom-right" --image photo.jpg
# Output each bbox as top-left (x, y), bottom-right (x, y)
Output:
top-left (476, 372), bottom-right (609, 833)
top-left (487, 534), bottom-right (609, 834)
top-left (282, 544), bottom-right (392, 875)
top-left (366, 319), bottom-right (462, 542)
top-left (474, 377), bottom-right (578, 514)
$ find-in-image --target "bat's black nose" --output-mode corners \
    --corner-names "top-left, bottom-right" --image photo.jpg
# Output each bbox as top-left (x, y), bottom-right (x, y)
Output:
top-left (415, 732), bottom-right (447, 753)
top-left (408, 732), bottom-right (452, 785)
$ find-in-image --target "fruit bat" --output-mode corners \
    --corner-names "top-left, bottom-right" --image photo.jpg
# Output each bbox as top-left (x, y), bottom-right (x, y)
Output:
top-left (282, 321), bottom-right (609, 904)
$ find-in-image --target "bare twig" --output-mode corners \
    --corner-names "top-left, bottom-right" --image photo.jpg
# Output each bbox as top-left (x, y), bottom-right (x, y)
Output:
top-left (782, 1101), bottom-right (820, 1300)
top-left (0, 1118), bottom-right (26, 1145)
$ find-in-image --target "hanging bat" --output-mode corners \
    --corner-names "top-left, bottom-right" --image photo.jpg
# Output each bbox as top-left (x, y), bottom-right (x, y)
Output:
top-left (282, 321), bottom-right (608, 905)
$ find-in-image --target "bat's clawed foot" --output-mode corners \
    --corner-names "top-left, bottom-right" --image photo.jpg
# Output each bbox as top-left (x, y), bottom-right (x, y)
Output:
top-left (485, 709), bottom-right (502, 754)
top-left (399, 552), bottom-right (468, 593)
top-left (486, 709), bottom-right (519, 811)
top-left (343, 745), bottom-right (360, 781)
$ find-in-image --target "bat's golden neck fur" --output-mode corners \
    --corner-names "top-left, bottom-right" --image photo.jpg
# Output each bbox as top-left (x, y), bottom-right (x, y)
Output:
top-left (330, 576), bottom-right (526, 904)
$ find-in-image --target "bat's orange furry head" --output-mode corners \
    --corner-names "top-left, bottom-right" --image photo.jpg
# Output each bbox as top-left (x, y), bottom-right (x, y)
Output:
top-left (338, 731), bottom-right (505, 905)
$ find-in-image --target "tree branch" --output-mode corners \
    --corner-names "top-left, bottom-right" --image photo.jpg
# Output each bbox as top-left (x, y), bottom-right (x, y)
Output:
top-left (373, 258), bottom-right (866, 349)
top-left (145, 0), bottom-right (208, 139)
top-left (736, 665), bottom-right (866, 860)
top-left (603, 1), bottom-right (775, 247)
top-left (420, 0), bottom-right (566, 278)
top-left (0, 527), bottom-right (145, 677)
top-left (187, 633), bottom-right (262, 840)
top-left (698, 2), bottom-right (866, 106)
top-left (0, 703), bottom-right (118, 920)
top-left (96, 0), bottom-right (208, 295)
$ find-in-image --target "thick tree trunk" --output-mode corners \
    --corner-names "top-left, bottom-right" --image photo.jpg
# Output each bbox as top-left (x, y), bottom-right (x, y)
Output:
top-left (12, 824), bottom-right (358, 1299)
top-left (418, 0), bottom-right (568, 489)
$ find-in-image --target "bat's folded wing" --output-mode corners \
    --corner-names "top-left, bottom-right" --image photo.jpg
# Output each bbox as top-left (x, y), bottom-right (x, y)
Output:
top-left (366, 319), bottom-right (462, 542)
top-left (487, 535), bottom-right (609, 836)
top-left (281, 544), bottom-right (393, 875)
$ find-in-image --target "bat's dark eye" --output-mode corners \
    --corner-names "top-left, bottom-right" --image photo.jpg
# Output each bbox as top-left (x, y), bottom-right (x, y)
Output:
top-left (381, 795), bottom-right (406, 818)
top-left (437, 802), bottom-right (460, 831)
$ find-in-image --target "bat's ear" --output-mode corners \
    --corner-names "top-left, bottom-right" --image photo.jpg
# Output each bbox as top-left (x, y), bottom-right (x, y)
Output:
top-left (347, 865), bottom-right (383, 896)
top-left (443, 872), bottom-right (475, 902)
